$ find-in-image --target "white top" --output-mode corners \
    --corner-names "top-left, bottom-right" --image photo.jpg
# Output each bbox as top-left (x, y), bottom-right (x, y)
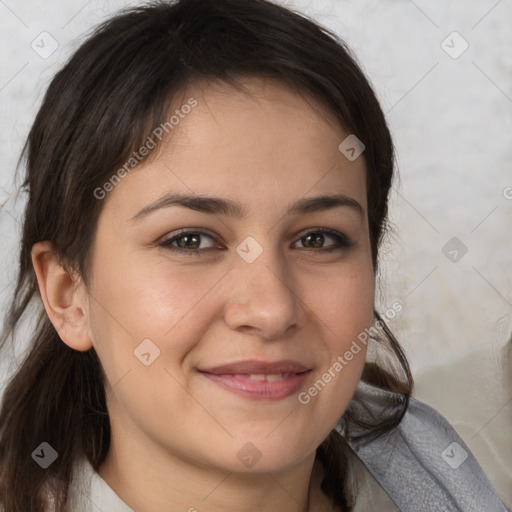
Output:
top-left (68, 459), bottom-right (133, 512)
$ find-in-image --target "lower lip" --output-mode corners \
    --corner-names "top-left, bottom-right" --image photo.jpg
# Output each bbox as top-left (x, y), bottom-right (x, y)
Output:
top-left (199, 371), bottom-right (311, 400)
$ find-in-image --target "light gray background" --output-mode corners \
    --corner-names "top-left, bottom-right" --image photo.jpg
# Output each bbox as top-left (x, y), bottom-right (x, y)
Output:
top-left (0, 0), bottom-right (511, 376)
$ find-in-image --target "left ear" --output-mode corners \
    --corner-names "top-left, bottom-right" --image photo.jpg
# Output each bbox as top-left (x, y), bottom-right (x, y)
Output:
top-left (31, 241), bottom-right (93, 352)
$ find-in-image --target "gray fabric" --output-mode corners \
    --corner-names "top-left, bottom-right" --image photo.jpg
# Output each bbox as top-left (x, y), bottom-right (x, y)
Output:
top-left (347, 382), bottom-right (509, 512)
top-left (347, 448), bottom-right (399, 512)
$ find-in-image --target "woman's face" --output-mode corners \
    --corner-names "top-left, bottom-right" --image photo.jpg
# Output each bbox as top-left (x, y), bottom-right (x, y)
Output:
top-left (86, 78), bottom-right (374, 473)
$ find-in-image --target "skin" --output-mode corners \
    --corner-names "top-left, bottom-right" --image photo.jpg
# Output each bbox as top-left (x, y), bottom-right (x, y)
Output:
top-left (32, 77), bottom-right (374, 512)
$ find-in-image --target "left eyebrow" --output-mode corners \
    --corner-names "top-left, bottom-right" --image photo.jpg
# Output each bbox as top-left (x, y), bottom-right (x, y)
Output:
top-left (129, 192), bottom-right (364, 222)
top-left (288, 194), bottom-right (364, 218)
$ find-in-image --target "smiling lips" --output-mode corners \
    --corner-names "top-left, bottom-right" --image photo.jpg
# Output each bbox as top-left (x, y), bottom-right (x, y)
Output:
top-left (198, 360), bottom-right (311, 400)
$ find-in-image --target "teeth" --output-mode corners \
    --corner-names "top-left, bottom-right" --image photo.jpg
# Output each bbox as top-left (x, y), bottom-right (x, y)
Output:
top-left (249, 373), bottom-right (284, 381)
top-left (250, 373), bottom-right (283, 382)
top-left (266, 373), bottom-right (284, 381)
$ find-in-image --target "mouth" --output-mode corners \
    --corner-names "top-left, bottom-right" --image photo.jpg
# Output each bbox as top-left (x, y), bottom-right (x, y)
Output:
top-left (198, 360), bottom-right (311, 400)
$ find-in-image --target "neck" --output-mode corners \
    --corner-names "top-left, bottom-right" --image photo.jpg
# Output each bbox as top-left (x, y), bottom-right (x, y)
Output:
top-left (97, 414), bottom-right (338, 512)
top-left (98, 445), bottom-right (325, 512)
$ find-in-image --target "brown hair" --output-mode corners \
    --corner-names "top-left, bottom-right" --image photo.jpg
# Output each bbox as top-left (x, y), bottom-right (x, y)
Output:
top-left (0, 1), bottom-right (412, 510)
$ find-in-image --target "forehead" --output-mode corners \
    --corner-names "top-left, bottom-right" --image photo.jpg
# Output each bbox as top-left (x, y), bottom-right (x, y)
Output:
top-left (101, 77), bottom-right (367, 220)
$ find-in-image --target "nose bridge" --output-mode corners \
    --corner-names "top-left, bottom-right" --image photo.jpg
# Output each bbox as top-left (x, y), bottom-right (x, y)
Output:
top-left (243, 246), bottom-right (286, 292)
top-left (236, 235), bottom-right (292, 301)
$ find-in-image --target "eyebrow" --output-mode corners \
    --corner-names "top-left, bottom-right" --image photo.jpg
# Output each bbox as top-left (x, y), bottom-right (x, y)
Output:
top-left (129, 192), bottom-right (364, 222)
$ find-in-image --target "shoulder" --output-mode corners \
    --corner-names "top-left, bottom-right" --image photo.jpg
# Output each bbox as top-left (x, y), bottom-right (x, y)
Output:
top-left (66, 456), bottom-right (97, 512)
top-left (348, 384), bottom-right (509, 512)
top-left (68, 456), bottom-right (134, 512)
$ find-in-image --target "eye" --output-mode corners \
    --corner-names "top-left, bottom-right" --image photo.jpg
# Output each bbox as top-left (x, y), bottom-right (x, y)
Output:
top-left (160, 229), bottom-right (221, 255)
top-left (292, 228), bottom-right (351, 252)
top-left (159, 227), bottom-right (351, 256)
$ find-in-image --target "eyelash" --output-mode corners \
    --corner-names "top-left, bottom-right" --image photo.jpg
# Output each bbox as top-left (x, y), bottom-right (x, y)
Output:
top-left (159, 228), bottom-right (352, 256)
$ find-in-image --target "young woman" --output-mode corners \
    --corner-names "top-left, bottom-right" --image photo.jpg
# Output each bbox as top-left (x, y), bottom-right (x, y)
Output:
top-left (0, 0), bottom-right (508, 511)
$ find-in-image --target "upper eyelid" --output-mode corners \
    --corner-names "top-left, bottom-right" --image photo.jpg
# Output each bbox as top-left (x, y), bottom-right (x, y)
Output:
top-left (161, 228), bottom-right (217, 244)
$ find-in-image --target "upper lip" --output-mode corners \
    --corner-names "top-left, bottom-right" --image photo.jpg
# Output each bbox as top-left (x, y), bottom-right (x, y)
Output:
top-left (198, 359), bottom-right (311, 375)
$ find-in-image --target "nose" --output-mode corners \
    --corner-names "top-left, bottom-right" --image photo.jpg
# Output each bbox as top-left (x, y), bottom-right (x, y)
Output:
top-left (223, 243), bottom-right (307, 341)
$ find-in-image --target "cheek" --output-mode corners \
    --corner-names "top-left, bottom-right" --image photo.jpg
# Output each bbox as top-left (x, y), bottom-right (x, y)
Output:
top-left (90, 253), bottom-right (222, 339)
top-left (300, 260), bottom-right (374, 410)
top-left (86, 249), bottom-right (235, 404)
top-left (307, 259), bottom-right (375, 344)
top-left (86, 257), bottom-right (220, 417)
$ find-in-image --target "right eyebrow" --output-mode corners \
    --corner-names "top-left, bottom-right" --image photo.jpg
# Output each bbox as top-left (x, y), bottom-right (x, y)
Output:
top-left (129, 193), bottom-right (246, 222)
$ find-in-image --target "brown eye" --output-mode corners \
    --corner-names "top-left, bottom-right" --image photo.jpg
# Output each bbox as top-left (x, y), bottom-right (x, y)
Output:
top-left (175, 233), bottom-right (201, 249)
top-left (301, 232), bottom-right (325, 249)
top-left (293, 229), bottom-right (352, 252)
top-left (160, 230), bottom-right (219, 255)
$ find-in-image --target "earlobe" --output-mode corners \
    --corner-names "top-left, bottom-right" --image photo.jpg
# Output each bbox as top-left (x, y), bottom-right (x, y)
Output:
top-left (31, 241), bottom-right (93, 352)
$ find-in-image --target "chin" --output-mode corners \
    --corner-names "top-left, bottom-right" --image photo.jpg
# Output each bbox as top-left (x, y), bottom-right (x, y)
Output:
top-left (216, 434), bottom-right (320, 474)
